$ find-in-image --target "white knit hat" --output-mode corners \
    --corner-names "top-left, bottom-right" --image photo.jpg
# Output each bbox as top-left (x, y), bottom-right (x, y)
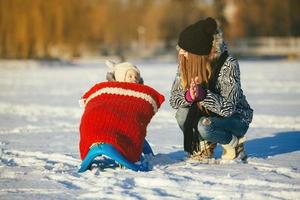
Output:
top-left (106, 60), bottom-right (140, 82)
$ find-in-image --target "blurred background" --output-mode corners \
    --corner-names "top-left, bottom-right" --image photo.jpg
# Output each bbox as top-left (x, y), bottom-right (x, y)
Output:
top-left (0, 0), bottom-right (300, 61)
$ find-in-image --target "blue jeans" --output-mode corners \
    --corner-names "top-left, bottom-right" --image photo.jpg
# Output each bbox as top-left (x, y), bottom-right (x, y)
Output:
top-left (175, 107), bottom-right (190, 132)
top-left (175, 107), bottom-right (248, 145)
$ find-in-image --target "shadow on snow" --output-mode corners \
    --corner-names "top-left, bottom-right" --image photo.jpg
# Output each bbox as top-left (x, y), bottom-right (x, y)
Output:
top-left (246, 131), bottom-right (300, 158)
top-left (152, 131), bottom-right (300, 165)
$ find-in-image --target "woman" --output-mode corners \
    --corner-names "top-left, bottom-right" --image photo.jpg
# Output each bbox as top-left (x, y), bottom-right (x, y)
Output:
top-left (170, 17), bottom-right (253, 161)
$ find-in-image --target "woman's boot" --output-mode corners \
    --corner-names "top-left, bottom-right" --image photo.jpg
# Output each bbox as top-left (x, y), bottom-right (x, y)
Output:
top-left (190, 141), bottom-right (217, 161)
top-left (221, 136), bottom-right (247, 161)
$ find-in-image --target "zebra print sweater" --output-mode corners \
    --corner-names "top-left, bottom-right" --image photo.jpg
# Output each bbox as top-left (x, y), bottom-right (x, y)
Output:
top-left (169, 55), bottom-right (253, 125)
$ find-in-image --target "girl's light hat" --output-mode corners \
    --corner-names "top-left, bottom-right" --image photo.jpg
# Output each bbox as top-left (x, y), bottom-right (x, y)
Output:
top-left (106, 60), bottom-right (140, 82)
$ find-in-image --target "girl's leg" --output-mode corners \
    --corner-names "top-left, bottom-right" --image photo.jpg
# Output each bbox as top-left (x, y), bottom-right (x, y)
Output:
top-left (197, 115), bottom-right (248, 145)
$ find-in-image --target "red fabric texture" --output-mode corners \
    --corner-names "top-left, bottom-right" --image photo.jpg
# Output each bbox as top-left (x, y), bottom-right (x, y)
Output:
top-left (79, 82), bottom-right (165, 162)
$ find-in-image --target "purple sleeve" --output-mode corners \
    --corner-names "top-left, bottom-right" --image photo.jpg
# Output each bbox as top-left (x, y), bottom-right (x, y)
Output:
top-left (184, 89), bottom-right (194, 103)
top-left (184, 86), bottom-right (207, 103)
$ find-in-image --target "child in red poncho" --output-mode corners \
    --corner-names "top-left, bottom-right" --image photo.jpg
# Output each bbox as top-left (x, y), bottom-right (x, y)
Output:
top-left (79, 60), bottom-right (164, 164)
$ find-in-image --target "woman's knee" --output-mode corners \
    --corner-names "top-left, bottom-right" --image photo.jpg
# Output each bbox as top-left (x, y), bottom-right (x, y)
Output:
top-left (197, 117), bottom-right (214, 140)
top-left (175, 107), bottom-right (189, 130)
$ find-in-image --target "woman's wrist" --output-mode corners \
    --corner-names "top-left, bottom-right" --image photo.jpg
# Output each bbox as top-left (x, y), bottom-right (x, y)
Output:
top-left (184, 86), bottom-right (206, 103)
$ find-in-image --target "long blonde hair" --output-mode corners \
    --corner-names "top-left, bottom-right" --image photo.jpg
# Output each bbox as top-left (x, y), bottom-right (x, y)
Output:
top-left (179, 51), bottom-right (213, 115)
top-left (179, 52), bottom-right (212, 90)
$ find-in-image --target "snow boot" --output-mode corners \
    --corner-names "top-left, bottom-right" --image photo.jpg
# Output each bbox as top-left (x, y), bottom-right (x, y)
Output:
top-left (190, 141), bottom-right (217, 161)
top-left (221, 136), bottom-right (247, 161)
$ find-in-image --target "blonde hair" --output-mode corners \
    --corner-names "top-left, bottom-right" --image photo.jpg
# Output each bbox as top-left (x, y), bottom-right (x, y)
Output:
top-left (179, 52), bottom-right (212, 91)
top-left (179, 51), bottom-right (213, 115)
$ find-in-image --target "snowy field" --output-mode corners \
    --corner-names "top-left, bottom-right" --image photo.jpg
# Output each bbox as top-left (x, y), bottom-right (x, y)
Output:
top-left (0, 58), bottom-right (300, 200)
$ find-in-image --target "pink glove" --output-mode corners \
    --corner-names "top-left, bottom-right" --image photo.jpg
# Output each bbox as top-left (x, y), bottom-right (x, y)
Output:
top-left (185, 85), bottom-right (207, 103)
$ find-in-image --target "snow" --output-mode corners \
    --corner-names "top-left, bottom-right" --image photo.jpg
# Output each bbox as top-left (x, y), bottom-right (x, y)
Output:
top-left (0, 58), bottom-right (300, 200)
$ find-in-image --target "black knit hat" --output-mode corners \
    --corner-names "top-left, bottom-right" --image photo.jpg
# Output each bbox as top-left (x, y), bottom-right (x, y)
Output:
top-left (178, 17), bottom-right (217, 55)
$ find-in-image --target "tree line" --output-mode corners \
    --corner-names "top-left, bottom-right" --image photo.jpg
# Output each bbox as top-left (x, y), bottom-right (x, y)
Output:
top-left (0, 0), bottom-right (299, 59)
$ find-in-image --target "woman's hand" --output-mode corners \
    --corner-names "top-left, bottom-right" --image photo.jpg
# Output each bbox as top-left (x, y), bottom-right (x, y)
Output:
top-left (190, 77), bottom-right (200, 100)
top-left (185, 77), bottom-right (207, 102)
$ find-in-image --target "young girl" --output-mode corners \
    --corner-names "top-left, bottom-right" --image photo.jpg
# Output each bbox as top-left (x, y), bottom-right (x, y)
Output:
top-left (79, 60), bottom-right (164, 171)
top-left (170, 17), bottom-right (253, 161)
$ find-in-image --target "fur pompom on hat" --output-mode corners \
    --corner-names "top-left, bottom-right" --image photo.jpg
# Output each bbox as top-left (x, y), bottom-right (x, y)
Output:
top-left (178, 17), bottom-right (217, 55)
top-left (106, 60), bottom-right (140, 82)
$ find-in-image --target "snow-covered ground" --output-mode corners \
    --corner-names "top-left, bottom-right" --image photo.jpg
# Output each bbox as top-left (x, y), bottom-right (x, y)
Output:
top-left (0, 58), bottom-right (299, 200)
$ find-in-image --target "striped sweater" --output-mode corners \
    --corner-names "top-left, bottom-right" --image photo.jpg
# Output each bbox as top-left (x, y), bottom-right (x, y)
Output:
top-left (169, 55), bottom-right (253, 125)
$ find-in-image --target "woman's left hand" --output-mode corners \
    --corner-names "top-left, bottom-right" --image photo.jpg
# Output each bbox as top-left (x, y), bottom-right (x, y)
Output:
top-left (190, 77), bottom-right (207, 101)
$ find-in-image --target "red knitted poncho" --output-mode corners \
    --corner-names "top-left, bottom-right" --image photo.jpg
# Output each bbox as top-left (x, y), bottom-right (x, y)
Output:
top-left (79, 81), bottom-right (165, 162)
